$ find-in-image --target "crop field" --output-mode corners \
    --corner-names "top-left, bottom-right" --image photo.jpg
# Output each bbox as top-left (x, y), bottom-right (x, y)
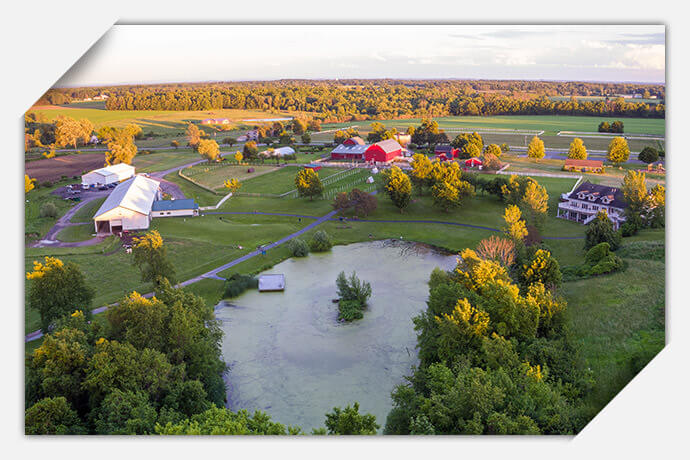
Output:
top-left (25, 152), bottom-right (106, 182)
top-left (319, 115), bottom-right (665, 136)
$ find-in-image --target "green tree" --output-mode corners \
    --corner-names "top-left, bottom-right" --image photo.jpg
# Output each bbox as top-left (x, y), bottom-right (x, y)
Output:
top-left (186, 123), bottom-right (203, 150)
top-left (409, 153), bottom-right (434, 195)
top-left (520, 180), bottom-right (549, 230)
top-left (323, 402), bottom-right (379, 435)
top-left (310, 230), bottom-right (333, 252)
top-left (25, 397), bottom-right (85, 435)
top-left (585, 210), bottom-right (622, 250)
top-left (638, 146), bottom-right (659, 164)
top-left (526, 136), bottom-right (545, 161)
top-left (54, 116), bottom-right (93, 149)
top-left (567, 138), bottom-right (587, 160)
top-left (484, 143), bottom-right (502, 158)
top-left (518, 248), bottom-right (562, 290)
top-left (26, 257), bottom-right (94, 332)
top-left (291, 118), bottom-right (307, 135)
top-left (131, 230), bottom-right (176, 287)
top-left (104, 124), bottom-right (140, 165)
top-left (294, 168), bottom-right (324, 200)
top-left (91, 389), bottom-right (158, 435)
top-left (243, 141), bottom-right (259, 160)
top-left (156, 407), bottom-right (295, 435)
top-left (607, 137), bottom-right (630, 164)
top-left (301, 132), bottom-right (311, 144)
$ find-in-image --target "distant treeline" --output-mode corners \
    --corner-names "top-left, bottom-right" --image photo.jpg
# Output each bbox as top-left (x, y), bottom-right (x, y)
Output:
top-left (39, 80), bottom-right (665, 121)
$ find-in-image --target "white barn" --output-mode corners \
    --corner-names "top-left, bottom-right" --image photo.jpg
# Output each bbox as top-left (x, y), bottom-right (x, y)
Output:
top-left (151, 199), bottom-right (199, 218)
top-left (273, 146), bottom-right (296, 157)
top-left (93, 176), bottom-right (161, 234)
top-left (82, 164), bottom-right (135, 187)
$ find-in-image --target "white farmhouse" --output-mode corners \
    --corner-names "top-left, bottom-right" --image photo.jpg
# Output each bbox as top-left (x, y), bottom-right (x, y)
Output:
top-left (82, 163), bottom-right (135, 187)
top-left (93, 176), bottom-right (161, 234)
top-left (557, 181), bottom-right (628, 229)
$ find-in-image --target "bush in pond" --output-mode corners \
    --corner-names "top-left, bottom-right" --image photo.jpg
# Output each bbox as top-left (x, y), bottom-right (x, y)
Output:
top-left (309, 230), bottom-right (333, 252)
top-left (336, 271), bottom-right (372, 321)
top-left (288, 238), bottom-right (310, 257)
top-left (223, 274), bottom-right (258, 298)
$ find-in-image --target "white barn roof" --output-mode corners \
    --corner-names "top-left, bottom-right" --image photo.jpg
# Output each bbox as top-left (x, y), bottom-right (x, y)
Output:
top-left (331, 143), bottom-right (369, 155)
top-left (94, 175), bottom-right (160, 218)
top-left (86, 163), bottom-right (135, 178)
top-left (273, 146), bottom-right (295, 156)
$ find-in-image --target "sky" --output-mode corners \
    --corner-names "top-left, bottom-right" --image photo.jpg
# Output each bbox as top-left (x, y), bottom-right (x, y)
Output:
top-left (56, 25), bottom-right (666, 87)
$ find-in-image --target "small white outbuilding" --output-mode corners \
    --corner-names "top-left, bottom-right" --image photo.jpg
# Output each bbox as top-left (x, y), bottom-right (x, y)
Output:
top-left (273, 146), bottom-right (296, 157)
top-left (93, 175), bottom-right (161, 234)
top-left (82, 163), bottom-right (135, 187)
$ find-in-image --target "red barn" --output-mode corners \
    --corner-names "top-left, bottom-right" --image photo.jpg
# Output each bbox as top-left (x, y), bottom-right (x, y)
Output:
top-left (464, 157), bottom-right (483, 168)
top-left (330, 143), bottom-right (368, 160)
top-left (364, 139), bottom-right (402, 163)
top-left (434, 144), bottom-right (458, 158)
top-left (342, 136), bottom-right (366, 146)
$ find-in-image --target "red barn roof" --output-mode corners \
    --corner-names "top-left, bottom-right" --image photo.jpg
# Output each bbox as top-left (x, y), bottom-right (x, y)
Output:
top-left (364, 139), bottom-right (402, 163)
top-left (343, 136), bottom-right (366, 145)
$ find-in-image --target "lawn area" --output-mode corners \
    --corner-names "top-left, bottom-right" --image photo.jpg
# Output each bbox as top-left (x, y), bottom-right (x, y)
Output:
top-left (562, 239), bottom-right (665, 414)
top-left (70, 197), bottom-right (106, 223)
top-left (25, 184), bottom-right (75, 243)
top-left (133, 150), bottom-right (201, 173)
top-left (57, 224), bottom-right (95, 242)
top-left (182, 163), bottom-right (280, 192)
top-left (321, 115), bottom-right (665, 136)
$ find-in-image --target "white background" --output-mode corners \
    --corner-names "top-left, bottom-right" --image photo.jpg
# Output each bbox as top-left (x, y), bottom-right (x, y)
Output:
top-left (1, 1), bottom-right (687, 458)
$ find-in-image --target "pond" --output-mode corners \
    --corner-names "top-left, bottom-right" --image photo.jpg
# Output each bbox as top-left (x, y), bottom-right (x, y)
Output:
top-left (216, 240), bottom-right (457, 432)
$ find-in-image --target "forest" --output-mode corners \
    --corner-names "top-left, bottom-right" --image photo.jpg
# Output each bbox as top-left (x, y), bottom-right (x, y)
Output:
top-left (37, 80), bottom-right (665, 123)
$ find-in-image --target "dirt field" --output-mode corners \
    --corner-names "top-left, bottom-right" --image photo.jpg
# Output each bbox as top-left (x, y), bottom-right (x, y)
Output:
top-left (25, 153), bottom-right (106, 182)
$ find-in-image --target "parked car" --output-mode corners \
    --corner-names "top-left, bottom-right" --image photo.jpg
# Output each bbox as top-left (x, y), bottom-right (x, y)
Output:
top-left (98, 185), bottom-right (108, 191)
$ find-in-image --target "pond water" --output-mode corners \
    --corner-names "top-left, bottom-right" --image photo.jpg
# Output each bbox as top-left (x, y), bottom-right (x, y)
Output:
top-left (216, 241), bottom-right (457, 432)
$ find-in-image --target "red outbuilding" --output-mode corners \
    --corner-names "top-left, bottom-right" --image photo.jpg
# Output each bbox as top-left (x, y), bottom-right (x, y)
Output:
top-left (364, 139), bottom-right (402, 163)
top-left (342, 136), bottom-right (366, 146)
top-left (464, 157), bottom-right (483, 168)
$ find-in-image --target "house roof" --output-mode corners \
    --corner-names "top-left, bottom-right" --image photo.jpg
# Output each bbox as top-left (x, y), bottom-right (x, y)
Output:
top-left (434, 144), bottom-right (455, 153)
top-left (565, 159), bottom-right (604, 168)
top-left (568, 181), bottom-right (627, 208)
top-left (151, 199), bottom-right (199, 211)
top-left (85, 163), bottom-right (135, 178)
top-left (94, 175), bottom-right (160, 218)
top-left (331, 143), bottom-right (369, 155)
top-left (370, 139), bottom-right (402, 153)
top-left (345, 136), bottom-right (366, 145)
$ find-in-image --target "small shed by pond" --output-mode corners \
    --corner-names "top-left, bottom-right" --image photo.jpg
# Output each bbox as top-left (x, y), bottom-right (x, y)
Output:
top-left (258, 274), bottom-right (285, 292)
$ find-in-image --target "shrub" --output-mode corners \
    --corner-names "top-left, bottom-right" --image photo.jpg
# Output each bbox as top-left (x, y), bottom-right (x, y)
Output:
top-left (338, 299), bottom-right (364, 321)
top-left (585, 211), bottom-right (621, 251)
top-left (288, 238), bottom-right (310, 257)
top-left (39, 201), bottom-right (58, 218)
top-left (223, 274), bottom-right (258, 298)
top-left (336, 271), bottom-right (372, 305)
top-left (309, 230), bottom-right (333, 252)
top-left (584, 242), bottom-right (611, 266)
top-left (638, 146), bottom-right (659, 164)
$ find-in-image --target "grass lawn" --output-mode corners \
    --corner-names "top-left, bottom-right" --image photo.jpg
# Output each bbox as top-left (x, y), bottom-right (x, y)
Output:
top-left (321, 115), bottom-right (665, 136)
top-left (57, 224), bottom-right (95, 242)
top-left (133, 150), bottom-right (201, 173)
top-left (182, 164), bottom-right (280, 192)
top-left (70, 197), bottom-right (106, 223)
top-left (562, 243), bottom-right (665, 413)
top-left (25, 185), bottom-right (75, 243)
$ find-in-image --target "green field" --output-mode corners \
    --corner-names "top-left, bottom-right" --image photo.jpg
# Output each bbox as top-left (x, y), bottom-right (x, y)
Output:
top-left (182, 164), bottom-right (280, 192)
top-left (320, 115), bottom-right (665, 136)
top-left (70, 197), bottom-right (106, 223)
top-left (25, 184), bottom-right (76, 243)
top-left (57, 224), bottom-right (95, 242)
top-left (133, 150), bottom-right (201, 173)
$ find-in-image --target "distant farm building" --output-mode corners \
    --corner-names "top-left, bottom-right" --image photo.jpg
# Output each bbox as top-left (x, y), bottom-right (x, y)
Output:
top-left (464, 157), bottom-right (483, 168)
top-left (81, 163), bottom-right (135, 187)
top-left (201, 118), bottom-right (230, 125)
top-left (434, 144), bottom-right (458, 160)
top-left (342, 136), bottom-right (366, 146)
top-left (93, 176), bottom-right (161, 234)
top-left (364, 139), bottom-right (402, 163)
top-left (394, 133), bottom-right (411, 146)
top-left (330, 143), bottom-right (368, 160)
top-left (304, 164), bottom-right (322, 171)
top-left (273, 146), bottom-right (296, 157)
top-left (151, 199), bottom-right (199, 218)
top-left (564, 159), bottom-right (604, 173)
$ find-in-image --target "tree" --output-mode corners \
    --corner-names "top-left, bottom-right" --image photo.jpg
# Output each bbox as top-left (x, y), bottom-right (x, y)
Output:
top-left (482, 152), bottom-right (501, 171)
top-left (610, 120), bottom-right (624, 133)
top-left (452, 132), bottom-right (484, 158)
top-left (475, 236), bottom-right (515, 267)
top-left (348, 188), bottom-right (377, 217)
top-left (307, 119), bottom-right (321, 132)
top-left (131, 230), bottom-right (176, 287)
top-left (27, 257), bottom-right (94, 332)
top-left (598, 121), bottom-right (611, 133)
top-left (526, 136), bottom-right (545, 161)
top-left (301, 132), bottom-right (311, 144)
top-left (585, 210), bottom-right (622, 250)
top-left (25, 397), bottom-right (85, 435)
top-left (224, 178), bottom-right (241, 194)
top-left (310, 230), bottom-right (333, 252)
top-left (521, 180), bottom-right (549, 230)
top-left (323, 402), bottom-right (379, 435)
top-left (607, 137), bottom-right (630, 164)
top-left (288, 238), bottom-right (310, 257)
top-left (197, 139), bottom-right (220, 162)
top-left (243, 141), bottom-right (259, 160)
top-left (484, 143), bottom-right (502, 158)
top-left (54, 116), bottom-right (92, 149)
top-left (567, 138), bottom-right (587, 160)
top-left (646, 184), bottom-right (665, 228)
top-left (25, 175), bottom-right (35, 193)
top-left (385, 166), bottom-right (412, 213)
top-left (171, 140), bottom-right (179, 148)
top-left (294, 168), bottom-right (324, 200)
top-left (503, 205), bottom-right (528, 244)
top-left (638, 146), bottom-right (659, 164)
top-left (622, 170), bottom-right (648, 211)
top-left (234, 151), bottom-right (243, 163)
top-left (156, 407), bottom-right (294, 435)
top-left (91, 389), bottom-right (158, 435)
top-left (104, 125), bottom-right (139, 165)
top-left (519, 248), bottom-right (562, 290)
top-left (432, 181), bottom-right (460, 212)
top-left (291, 118), bottom-right (307, 135)
top-left (409, 153), bottom-right (433, 195)
top-left (186, 123), bottom-right (203, 150)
